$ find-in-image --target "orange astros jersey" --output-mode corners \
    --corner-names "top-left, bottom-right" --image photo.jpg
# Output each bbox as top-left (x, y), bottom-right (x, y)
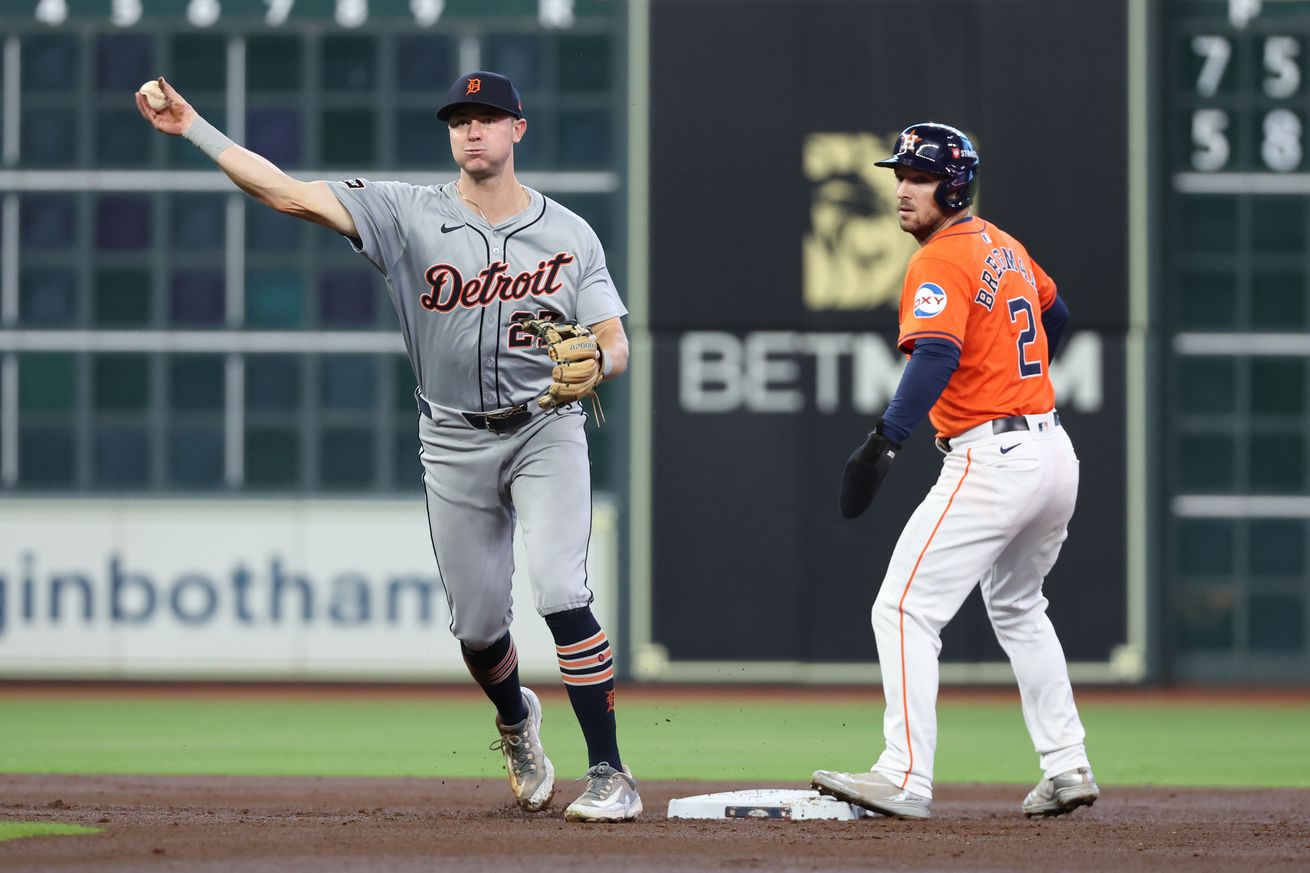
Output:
top-left (897, 217), bottom-right (1057, 438)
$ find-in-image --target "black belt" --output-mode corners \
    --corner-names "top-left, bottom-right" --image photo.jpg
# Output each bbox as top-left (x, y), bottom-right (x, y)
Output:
top-left (417, 396), bottom-right (534, 434)
top-left (990, 412), bottom-right (1060, 435)
top-left (939, 412), bottom-right (1061, 452)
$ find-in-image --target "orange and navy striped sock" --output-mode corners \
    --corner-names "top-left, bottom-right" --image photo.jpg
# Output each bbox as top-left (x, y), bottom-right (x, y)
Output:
top-left (461, 632), bottom-right (528, 726)
top-left (545, 606), bottom-right (621, 769)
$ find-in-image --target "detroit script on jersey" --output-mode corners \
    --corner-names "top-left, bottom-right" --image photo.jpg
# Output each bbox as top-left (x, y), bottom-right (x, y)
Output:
top-left (326, 179), bottom-right (626, 411)
top-left (897, 217), bottom-right (1057, 438)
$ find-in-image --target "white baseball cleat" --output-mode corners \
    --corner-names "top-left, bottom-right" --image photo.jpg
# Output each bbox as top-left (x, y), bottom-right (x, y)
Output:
top-left (811, 769), bottom-right (932, 819)
top-left (564, 762), bottom-right (642, 822)
top-left (1022, 766), bottom-right (1099, 818)
top-left (491, 687), bottom-right (555, 812)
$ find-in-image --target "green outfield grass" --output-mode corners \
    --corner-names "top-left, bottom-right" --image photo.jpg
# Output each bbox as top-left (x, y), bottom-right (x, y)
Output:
top-left (0, 822), bottom-right (101, 842)
top-left (1, 695), bottom-right (1307, 787)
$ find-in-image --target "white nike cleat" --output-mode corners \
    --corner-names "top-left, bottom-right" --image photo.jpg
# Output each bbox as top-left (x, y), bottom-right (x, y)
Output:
top-left (491, 687), bottom-right (555, 812)
top-left (1023, 766), bottom-right (1099, 818)
top-left (564, 762), bottom-right (642, 822)
top-left (811, 769), bottom-right (932, 819)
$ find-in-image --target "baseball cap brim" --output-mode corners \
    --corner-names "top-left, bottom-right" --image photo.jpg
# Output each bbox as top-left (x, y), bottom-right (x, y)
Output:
top-left (436, 99), bottom-right (522, 122)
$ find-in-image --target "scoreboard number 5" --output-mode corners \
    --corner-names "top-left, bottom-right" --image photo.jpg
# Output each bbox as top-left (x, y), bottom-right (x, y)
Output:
top-left (1191, 33), bottom-right (1304, 172)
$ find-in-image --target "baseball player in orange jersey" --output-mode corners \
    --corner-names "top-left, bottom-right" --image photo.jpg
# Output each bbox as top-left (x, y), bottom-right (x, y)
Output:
top-left (812, 123), bottom-right (1098, 819)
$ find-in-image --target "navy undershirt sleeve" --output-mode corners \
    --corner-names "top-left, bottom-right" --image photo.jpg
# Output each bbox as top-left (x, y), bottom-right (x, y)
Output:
top-left (879, 338), bottom-right (961, 445)
top-left (1042, 295), bottom-right (1070, 358)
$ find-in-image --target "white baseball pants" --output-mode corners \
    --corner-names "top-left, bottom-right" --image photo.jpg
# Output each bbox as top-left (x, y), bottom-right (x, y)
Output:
top-left (417, 401), bottom-right (595, 649)
top-left (871, 411), bottom-right (1091, 799)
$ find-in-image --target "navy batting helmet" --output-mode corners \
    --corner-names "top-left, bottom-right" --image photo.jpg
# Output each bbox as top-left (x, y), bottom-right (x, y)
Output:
top-left (874, 123), bottom-right (979, 212)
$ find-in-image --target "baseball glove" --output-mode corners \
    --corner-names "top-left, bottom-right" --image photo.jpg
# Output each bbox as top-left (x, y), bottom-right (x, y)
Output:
top-left (522, 319), bottom-right (604, 412)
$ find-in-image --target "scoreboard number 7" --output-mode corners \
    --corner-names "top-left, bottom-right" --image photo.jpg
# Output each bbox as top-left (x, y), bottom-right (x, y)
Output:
top-left (1191, 33), bottom-right (1304, 173)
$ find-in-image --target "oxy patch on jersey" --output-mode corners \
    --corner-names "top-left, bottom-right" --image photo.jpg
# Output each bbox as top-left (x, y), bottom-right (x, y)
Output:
top-left (913, 283), bottom-right (948, 318)
top-left (420, 252), bottom-right (575, 313)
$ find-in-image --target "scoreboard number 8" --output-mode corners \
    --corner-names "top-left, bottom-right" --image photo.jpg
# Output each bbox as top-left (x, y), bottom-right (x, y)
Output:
top-left (1191, 33), bottom-right (1304, 172)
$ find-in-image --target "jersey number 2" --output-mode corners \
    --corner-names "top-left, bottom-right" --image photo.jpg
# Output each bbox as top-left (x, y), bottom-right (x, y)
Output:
top-left (1007, 297), bottom-right (1043, 379)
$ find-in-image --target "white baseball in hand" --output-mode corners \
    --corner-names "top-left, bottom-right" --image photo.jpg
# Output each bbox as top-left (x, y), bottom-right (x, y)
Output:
top-left (138, 79), bottom-right (167, 111)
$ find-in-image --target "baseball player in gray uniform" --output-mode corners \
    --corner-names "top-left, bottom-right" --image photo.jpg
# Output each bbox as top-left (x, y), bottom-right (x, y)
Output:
top-left (136, 71), bottom-right (641, 822)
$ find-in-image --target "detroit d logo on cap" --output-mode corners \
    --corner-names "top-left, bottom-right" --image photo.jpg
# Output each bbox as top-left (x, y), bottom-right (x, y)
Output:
top-left (466, 78), bottom-right (481, 95)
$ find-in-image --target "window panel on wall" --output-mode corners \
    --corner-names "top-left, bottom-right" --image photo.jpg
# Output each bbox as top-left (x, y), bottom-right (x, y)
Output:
top-left (96, 196), bottom-right (152, 250)
top-left (20, 269), bottom-right (78, 326)
top-left (1179, 358), bottom-right (1236, 415)
top-left (320, 355), bottom-right (376, 410)
top-left (557, 35), bottom-right (611, 92)
top-left (1176, 518), bottom-right (1235, 577)
top-left (1179, 433), bottom-right (1237, 491)
top-left (321, 109), bottom-right (375, 166)
top-left (1248, 433), bottom-right (1304, 493)
top-left (93, 426), bottom-right (150, 488)
top-left (248, 36), bottom-right (302, 91)
top-left (170, 356), bottom-right (224, 412)
top-left (94, 269), bottom-right (152, 326)
top-left (1180, 197), bottom-right (1237, 255)
top-left (318, 269), bottom-right (377, 326)
top-left (1252, 197), bottom-right (1305, 254)
top-left (245, 355), bottom-right (301, 411)
top-left (320, 428), bottom-right (373, 487)
top-left (22, 34), bottom-right (79, 91)
top-left (393, 355), bottom-right (417, 412)
top-left (97, 33), bottom-right (153, 92)
top-left (1175, 587), bottom-right (1237, 651)
top-left (22, 195), bottom-right (77, 248)
top-left (485, 36), bottom-right (541, 91)
top-left (1248, 594), bottom-right (1304, 653)
top-left (96, 109), bottom-right (153, 167)
top-left (171, 35), bottom-right (227, 90)
top-left (1249, 520), bottom-right (1304, 578)
top-left (247, 109), bottom-right (303, 169)
top-left (19, 353), bottom-right (76, 412)
top-left (169, 269), bottom-right (225, 326)
top-left (93, 354), bottom-right (150, 412)
top-left (1249, 359), bottom-right (1304, 415)
top-left (246, 270), bottom-right (303, 328)
top-left (169, 426), bottom-right (224, 489)
top-left (247, 201), bottom-right (303, 251)
top-left (171, 195), bottom-right (226, 251)
top-left (396, 35), bottom-right (455, 92)
top-left (1177, 269), bottom-right (1238, 329)
top-left (397, 109), bottom-right (445, 167)
top-left (322, 37), bottom-right (375, 92)
top-left (245, 427), bottom-right (299, 487)
top-left (393, 427), bottom-right (421, 490)
top-left (19, 426), bottom-right (75, 488)
top-left (1251, 270), bottom-right (1306, 329)
top-left (21, 109), bottom-right (78, 167)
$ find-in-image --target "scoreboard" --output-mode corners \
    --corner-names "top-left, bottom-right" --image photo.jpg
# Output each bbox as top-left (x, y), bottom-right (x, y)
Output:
top-left (23, 0), bottom-right (588, 29)
top-left (0, 0), bottom-right (628, 496)
top-left (1164, 0), bottom-right (1310, 678)
top-left (1174, 0), bottom-right (1307, 176)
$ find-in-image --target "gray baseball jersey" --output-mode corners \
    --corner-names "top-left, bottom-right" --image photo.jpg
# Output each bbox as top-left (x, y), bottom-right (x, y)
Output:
top-left (326, 179), bottom-right (627, 411)
top-left (326, 178), bottom-right (619, 646)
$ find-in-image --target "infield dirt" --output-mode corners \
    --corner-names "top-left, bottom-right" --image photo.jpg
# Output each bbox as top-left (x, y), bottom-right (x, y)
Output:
top-left (2, 772), bottom-right (1308, 873)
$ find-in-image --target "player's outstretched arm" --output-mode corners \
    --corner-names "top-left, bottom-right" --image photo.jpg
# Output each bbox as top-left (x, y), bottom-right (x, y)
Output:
top-left (589, 316), bottom-right (629, 381)
top-left (135, 77), bottom-right (357, 239)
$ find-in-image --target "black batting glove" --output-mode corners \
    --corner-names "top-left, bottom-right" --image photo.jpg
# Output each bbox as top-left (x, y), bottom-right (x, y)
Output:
top-left (839, 422), bottom-right (901, 519)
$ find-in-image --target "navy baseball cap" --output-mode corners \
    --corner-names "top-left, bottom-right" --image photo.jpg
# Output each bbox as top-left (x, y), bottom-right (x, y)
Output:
top-left (436, 71), bottom-right (524, 122)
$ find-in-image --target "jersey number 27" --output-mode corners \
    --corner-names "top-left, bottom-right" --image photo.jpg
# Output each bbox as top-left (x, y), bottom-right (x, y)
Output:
top-left (1007, 297), bottom-right (1043, 379)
